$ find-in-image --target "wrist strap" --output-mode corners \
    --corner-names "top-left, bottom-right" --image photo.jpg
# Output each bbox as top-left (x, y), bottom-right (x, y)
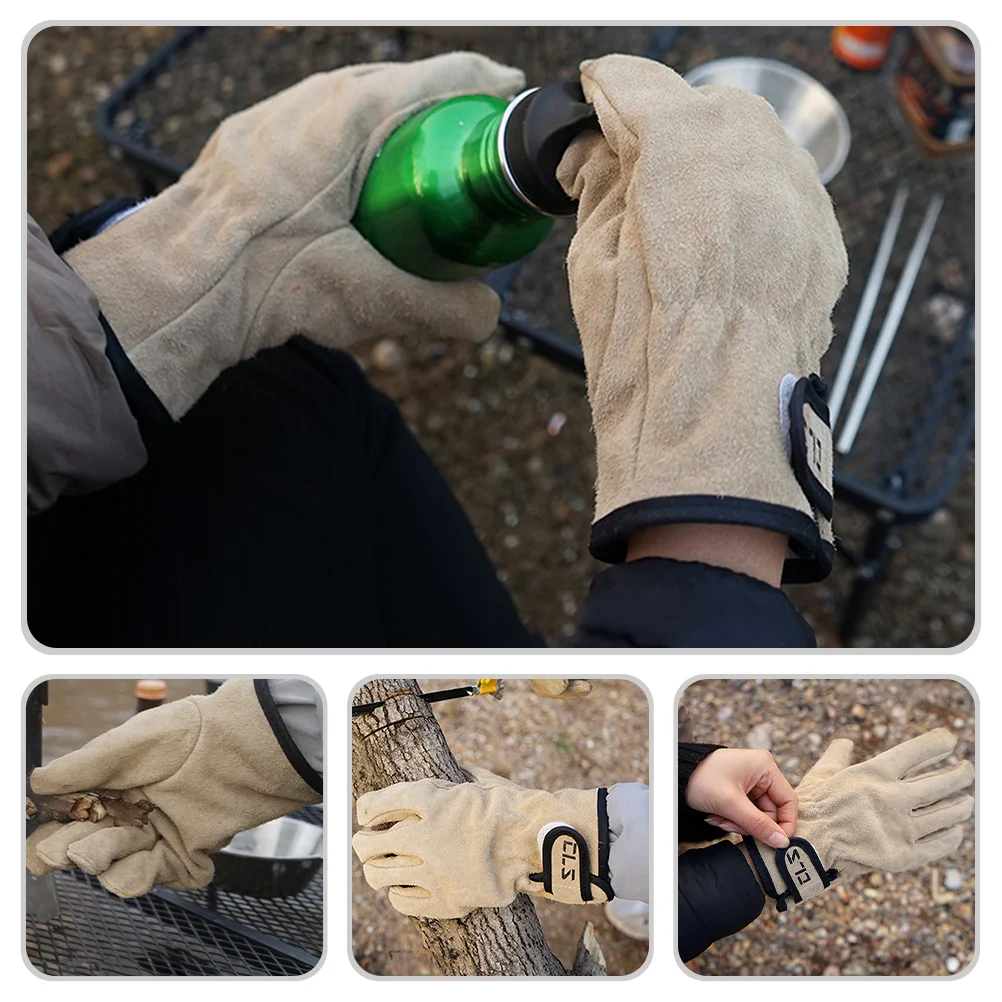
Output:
top-left (744, 834), bottom-right (839, 912)
top-left (528, 788), bottom-right (614, 903)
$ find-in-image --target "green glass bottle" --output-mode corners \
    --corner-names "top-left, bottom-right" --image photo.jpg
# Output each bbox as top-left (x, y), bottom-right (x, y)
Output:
top-left (353, 82), bottom-right (598, 281)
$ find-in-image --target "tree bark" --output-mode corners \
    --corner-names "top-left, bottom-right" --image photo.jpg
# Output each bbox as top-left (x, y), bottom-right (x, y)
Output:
top-left (352, 678), bottom-right (591, 976)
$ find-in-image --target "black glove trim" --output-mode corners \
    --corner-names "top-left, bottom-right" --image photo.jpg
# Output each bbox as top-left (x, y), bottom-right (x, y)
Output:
top-left (253, 679), bottom-right (323, 796)
top-left (590, 495), bottom-right (834, 583)
top-left (100, 313), bottom-right (174, 437)
top-left (788, 374), bottom-right (834, 521)
top-left (597, 786), bottom-right (610, 891)
top-left (743, 835), bottom-right (784, 902)
top-left (47, 197), bottom-right (142, 255)
top-left (772, 835), bottom-right (838, 911)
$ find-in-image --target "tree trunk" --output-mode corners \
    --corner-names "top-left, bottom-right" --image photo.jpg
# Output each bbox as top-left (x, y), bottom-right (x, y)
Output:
top-left (351, 678), bottom-right (592, 976)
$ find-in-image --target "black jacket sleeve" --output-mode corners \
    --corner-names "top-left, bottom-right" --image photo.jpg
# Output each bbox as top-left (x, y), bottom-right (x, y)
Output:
top-left (678, 743), bottom-right (727, 843)
top-left (572, 558), bottom-right (816, 647)
top-left (678, 840), bottom-right (765, 963)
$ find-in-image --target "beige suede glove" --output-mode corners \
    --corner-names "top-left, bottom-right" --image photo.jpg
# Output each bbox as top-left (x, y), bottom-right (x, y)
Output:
top-left (530, 679), bottom-right (593, 699)
top-left (25, 680), bottom-right (321, 898)
top-left (352, 766), bottom-right (613, 919)
top-left (557, 55), bottom-right (849, 581)
top-left (745, 728), bottom-right (973, 911)
top-left (64, 53), bottom-right (525, 419)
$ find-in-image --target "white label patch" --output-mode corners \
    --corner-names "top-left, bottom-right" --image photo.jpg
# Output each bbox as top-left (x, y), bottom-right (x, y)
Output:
top-left (802, 402), bottom-right (833, 499)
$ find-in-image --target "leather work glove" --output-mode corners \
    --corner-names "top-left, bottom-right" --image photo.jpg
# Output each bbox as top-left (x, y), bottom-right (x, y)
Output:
top-left (352, 766), bottom-right (614, 919)
top-left (26, 680), bottom-right (321, 898)
top-left (530, 679), bottom-right (593, 699)
top-left (557, 55), bottom-right (849, 582)
top-left (64, 53), bottom-right (525, 419)
top-left (744, 728), bottom-right (974, 911)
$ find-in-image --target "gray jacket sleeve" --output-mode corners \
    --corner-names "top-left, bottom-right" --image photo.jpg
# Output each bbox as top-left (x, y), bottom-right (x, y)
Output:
top-left (26, 214), bottom-right (147, 514)
top-left (607, 781), bottom-right (649, 901)
top-left (267, 679), bottom-right (323, 778)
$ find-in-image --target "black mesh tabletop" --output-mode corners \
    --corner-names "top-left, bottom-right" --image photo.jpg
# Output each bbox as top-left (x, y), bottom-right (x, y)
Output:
top-left (26, 805), bottom-right (323, 977)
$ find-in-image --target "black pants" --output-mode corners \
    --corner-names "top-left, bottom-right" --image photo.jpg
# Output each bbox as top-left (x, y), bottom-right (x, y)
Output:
top-left (29, 338), bottom-right (534, 647)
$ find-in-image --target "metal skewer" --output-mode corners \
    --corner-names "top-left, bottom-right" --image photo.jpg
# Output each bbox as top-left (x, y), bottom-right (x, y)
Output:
top-left (829, 184), bottom-right (910, 426)
top-left (352, 679), bottom-right (504, 716)
top-left (836, 193), bottom-right (945, 455)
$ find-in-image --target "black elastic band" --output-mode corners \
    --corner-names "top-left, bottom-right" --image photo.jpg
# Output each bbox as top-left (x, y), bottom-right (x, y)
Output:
top-left (590, 495), bottom-right (834, 583)
top-left (100, 313), bottom-right (174, 436)
top-left (253, 679), bottom-right (323, 796)
top-left (597, 788), bottom-right (610, 889)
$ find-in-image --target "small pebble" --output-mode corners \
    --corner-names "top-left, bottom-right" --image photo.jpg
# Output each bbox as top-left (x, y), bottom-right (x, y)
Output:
top-left (744, 722), bottom-right (773, 751)
top-left (944, 869), bottom-right (964, 891)
top-left (370, 338), bottom-right (407, 371)
top-left (852, 703), bottom-right (867, 720)
top-left (946, 956), bottom-right (960, 974)
top-left (49, 52), bottom-right (68, 74)
top-left (546, 412), bottom-right (567, 436)
top-left (823, 964), bottom-right (841, 976)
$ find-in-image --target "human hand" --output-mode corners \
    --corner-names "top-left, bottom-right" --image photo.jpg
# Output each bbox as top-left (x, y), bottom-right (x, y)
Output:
top-left (25, 681), bottom-right (320, 898)
top-left (530, 679), bottom-right (593, 699)
top-left (64, 53), bottom-right (525, 419)
top-left (745, 729), bottom-right (974, 911)
top-left (557, 55), bottom-right (848, 580)
top-left (352, 766), bottom-right (612, 919)
top-left (685, 747), bottom-right (797, 848)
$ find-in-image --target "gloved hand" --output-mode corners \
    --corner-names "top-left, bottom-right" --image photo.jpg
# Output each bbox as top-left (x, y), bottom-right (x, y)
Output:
top-left (744, 728), bottom-right (974, 911)
top-left (557, 55), bottom-right (849, 581)
top-left (64, 53), bottom-right (525, 419)
top-left (530, 679), bottom-right (593, 699)
top-left (25, 680), bottom-right (321, 898)
top-left (352, 766), bottom-right (613, 918)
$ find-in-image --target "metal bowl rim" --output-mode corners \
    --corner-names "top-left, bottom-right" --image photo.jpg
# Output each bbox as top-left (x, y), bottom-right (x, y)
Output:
top-left (683, 56), bottom-right (852, 184)
top-left (217, 816), bottom-right (324, 862)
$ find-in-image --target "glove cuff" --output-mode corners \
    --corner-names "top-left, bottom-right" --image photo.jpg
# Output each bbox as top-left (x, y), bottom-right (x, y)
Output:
top-left (525, 787), bottom-right (614, 905)
top-left (590, 495), bottom-right (834, 584)
top-left (744, 834), bottom-right (838, 911)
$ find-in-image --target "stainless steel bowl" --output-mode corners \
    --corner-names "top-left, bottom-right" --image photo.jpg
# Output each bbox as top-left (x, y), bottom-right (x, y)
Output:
top-left (684, 57), bottom-right (851, 184)
top-left (211, 816), bottom-right (323, 899)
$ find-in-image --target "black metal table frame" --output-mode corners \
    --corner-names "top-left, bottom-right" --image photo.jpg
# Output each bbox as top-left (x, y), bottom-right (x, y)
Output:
top-left (90, 25), bottom-right (974, 644)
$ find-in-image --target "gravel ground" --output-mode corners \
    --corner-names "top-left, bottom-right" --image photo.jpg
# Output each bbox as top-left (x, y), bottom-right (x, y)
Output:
top-left (679, 678), bottom-right (976, 976)
top-left (351, 678), bottom-right (650, 976)
top-left (26, 25), bottom-right (975, 646)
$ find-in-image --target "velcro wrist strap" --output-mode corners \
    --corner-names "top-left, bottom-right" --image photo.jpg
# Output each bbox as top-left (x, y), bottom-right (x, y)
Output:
top-left (745, 834), bottom-right (839, 912)
top-left (527, 788), bottom-right (614, 904)
top-left (782, 373), bottom-right (834, 522)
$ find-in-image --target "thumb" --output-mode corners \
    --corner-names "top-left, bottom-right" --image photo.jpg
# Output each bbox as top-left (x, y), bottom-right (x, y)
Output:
top-left (719, 791), bottom-right (790, 848)
top-left (798, 737), bottom-right (855, 794)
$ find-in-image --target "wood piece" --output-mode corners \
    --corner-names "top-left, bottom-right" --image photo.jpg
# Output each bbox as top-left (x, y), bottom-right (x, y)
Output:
top-left (352, 678), bottom-right (572, 976)
top-left (26, 784), bottom-right (155, 828)
top-left (572, 921), bottom-right (608, 976)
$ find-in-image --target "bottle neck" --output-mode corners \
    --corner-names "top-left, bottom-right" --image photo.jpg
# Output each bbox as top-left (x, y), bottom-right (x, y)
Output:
top-left (463, 112), bottom-right (542, 222)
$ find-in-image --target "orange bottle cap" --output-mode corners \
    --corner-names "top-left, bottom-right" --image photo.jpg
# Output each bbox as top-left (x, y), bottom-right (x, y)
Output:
top-left (135, 679), bottom-right (167, 701)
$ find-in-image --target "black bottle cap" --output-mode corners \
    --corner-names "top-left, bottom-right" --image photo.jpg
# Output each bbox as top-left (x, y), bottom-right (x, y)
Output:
top-left (502, 81), bottom-right (600, 216)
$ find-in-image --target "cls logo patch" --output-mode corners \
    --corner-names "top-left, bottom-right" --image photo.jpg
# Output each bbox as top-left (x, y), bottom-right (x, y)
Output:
top-left (786, 847), bottom-right (812, 886)
top-left (560, 838), bottom-right (578, 881)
